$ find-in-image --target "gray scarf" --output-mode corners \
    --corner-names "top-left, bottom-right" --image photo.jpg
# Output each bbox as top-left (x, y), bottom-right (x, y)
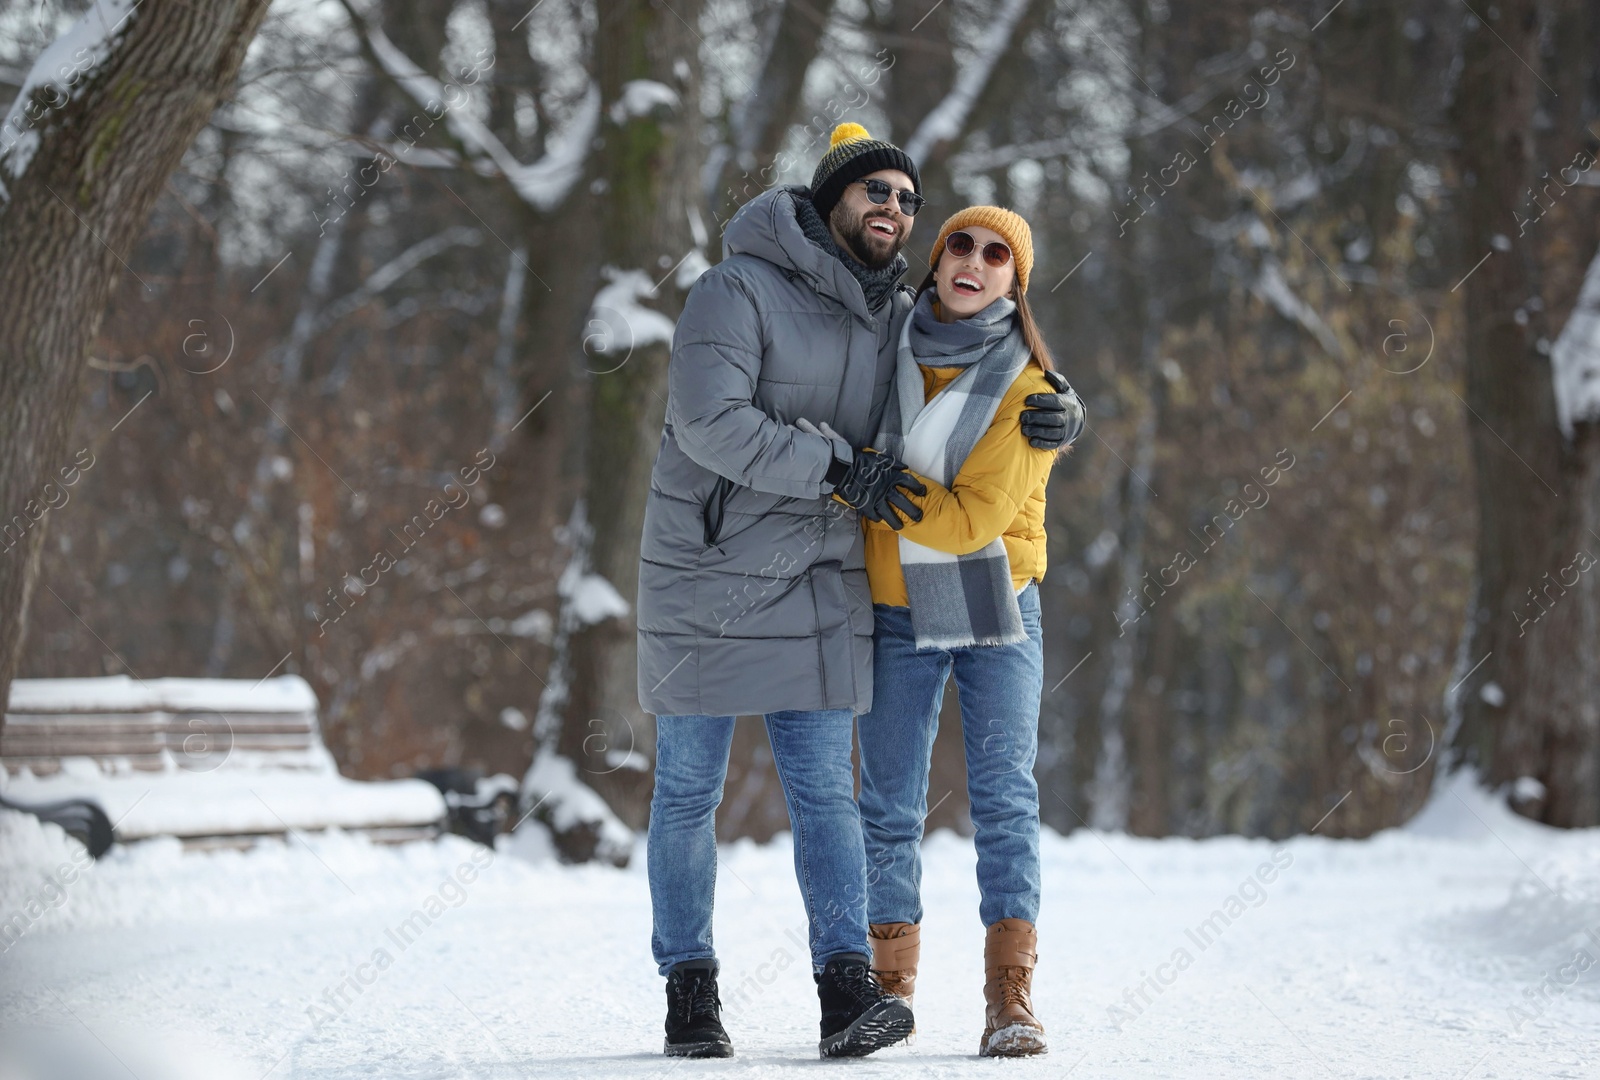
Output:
top-left (876, 289), bottom-right (1033, 649)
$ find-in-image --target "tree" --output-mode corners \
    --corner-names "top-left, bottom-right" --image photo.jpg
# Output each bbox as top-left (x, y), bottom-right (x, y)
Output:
top-left (1451, 0), bottom-right (1600, 826)
top-left (528, 0), bottom-right (706, 860)
top-left (706, 0), bottom-right (837, 225)
top-left (0, 0), bottom-right (273, 722)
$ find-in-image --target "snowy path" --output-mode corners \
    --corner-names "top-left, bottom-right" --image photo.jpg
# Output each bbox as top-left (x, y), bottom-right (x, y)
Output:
top-left (3, 774), bottom-right (1598, 1079)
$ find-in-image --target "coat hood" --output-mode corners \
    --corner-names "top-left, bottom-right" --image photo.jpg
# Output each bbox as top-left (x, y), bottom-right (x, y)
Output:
top-left (721, 185), bottom-right (888, 321)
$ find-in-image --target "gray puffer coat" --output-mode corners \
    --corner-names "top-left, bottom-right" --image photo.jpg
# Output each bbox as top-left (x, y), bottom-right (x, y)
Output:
top-left (636, 185), bottom-right (914, 717)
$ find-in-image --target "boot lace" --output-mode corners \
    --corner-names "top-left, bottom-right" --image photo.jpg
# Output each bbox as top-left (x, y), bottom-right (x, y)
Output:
top-left (994, 966), bottom-right (1030, 1012)
top-left (876, 968), bottom-right (912, 998)
top-left (676, 972), bottom-right (720, 1022)
top-left (834, 959), bottom-right (882, 1009)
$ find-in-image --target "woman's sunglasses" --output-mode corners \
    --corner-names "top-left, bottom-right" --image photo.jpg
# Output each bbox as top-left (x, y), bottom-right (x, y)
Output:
top-left (853, 177), bottom-right (926, 216)
top-left (944, 231), bottom-right (1013, 268)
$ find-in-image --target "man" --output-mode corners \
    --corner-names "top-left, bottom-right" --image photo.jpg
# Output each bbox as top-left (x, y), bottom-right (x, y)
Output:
top-left (636, 123), bottom-right (1076, 1059)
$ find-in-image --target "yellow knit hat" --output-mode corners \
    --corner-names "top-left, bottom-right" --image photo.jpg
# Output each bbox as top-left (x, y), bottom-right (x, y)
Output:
top-left (928, 206), bottom-right (1035, 293)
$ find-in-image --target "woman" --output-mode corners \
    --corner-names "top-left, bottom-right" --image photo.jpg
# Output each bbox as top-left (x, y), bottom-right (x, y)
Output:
top-left (854, 207), bottom-right (1077, 1057)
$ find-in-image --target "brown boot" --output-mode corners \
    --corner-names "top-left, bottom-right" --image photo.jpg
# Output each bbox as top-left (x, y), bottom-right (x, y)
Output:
top-left (980, 918), bottom-right (1047, 1057)
top-left (869, 922), bottom-right (919, 1044)
top-left (867, 922), bottom-right (920, 1003)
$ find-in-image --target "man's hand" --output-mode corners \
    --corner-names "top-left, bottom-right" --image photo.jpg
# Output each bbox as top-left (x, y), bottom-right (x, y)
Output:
top-left (800, 419), bottom-right (928, 528)
top-left (1020, 369), bottom-right (1087, 450)
top-left (865, 466), bottom-right (925, 530)
top-left (829, 447), bottom-right (926, 524)
top-left (798, 417), bottom-right (925, 528)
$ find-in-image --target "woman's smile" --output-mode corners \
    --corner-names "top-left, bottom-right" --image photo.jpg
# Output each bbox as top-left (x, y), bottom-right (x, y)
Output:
top-left (935, 224), bottom-right (1014, 319)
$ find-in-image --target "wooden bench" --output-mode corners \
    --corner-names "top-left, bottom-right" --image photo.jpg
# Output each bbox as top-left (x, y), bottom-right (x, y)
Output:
top-left (1, 675), bottom-right (446, 847)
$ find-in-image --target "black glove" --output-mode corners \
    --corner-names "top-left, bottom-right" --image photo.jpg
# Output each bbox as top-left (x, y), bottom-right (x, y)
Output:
top-left (866, 469), bottom-right (925, 530)
top-left (826, 448), bottom-right (925, 528)
top-left (1020, 368), bottom-right (1087, 450)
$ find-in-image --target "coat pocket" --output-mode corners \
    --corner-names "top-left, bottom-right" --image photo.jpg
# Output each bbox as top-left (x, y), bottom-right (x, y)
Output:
top-left (807, 560), bottom-right (858, 709)
top-left (702, 475), bottom-right (734, 547)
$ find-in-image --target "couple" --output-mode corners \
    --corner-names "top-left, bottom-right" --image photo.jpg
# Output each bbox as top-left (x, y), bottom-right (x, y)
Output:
top-left (635, 123), bottom-right (1083, 1060)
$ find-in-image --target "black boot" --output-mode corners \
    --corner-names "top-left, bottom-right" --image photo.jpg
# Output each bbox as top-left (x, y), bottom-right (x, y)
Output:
top-left (814, 952), bottom-right (915, 1058)
top-left (663, 959), bottom-right (733, 1058)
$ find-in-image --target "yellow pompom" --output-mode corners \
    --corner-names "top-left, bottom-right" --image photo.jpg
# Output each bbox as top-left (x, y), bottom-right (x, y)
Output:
top-left (830, 122), bottom-right (871, 148)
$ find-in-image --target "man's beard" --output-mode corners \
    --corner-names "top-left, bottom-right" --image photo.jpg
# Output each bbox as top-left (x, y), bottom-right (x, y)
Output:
top-left (831, 206), bottom-right (907, 270)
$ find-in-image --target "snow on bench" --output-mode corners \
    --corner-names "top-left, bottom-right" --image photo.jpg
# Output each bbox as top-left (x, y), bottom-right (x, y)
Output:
top-left (1, 675), bottom-right (446, 846)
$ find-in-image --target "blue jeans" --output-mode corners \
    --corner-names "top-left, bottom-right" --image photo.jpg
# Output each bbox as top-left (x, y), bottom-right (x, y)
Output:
top-left (857, 582), bottom-right (1044, 927)
top-left (649, 710), bottom-right (870, 975)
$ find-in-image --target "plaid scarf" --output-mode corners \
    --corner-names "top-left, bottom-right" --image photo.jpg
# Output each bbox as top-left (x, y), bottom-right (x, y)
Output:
top-left (876, 289), bottom-right (1032, 649)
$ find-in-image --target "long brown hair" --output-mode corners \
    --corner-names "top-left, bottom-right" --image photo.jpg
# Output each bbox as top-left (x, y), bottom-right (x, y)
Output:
top-left (914, 269), bottom-right (1057, 373)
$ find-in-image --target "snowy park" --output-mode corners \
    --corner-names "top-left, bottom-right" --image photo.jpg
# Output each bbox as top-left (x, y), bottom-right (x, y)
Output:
top-left (4, 772), bottom-right (1600, 1078)
top-left (5, 1), bottom-right (1600, 1078)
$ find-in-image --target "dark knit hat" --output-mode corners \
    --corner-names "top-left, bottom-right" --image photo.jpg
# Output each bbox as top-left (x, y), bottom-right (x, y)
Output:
top-left (809, 122), bottom-right (921, 220)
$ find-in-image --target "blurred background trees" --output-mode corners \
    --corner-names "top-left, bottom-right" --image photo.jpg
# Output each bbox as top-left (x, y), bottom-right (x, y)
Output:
top-left (2, 0), bottom-right (1596, 858)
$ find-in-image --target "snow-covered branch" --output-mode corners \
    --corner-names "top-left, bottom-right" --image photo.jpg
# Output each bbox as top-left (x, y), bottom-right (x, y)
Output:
top-left (588, 267), bottom-right (678, 358)
top-left (1252, 256), bottom-right (1343, 359)
top-left (904, 0), bottom-right (1032, 163)
top-left (0, 0), bottom-right (139, 200)
top-left (314, 225), bottom-right (484, 333)
top-left (609, 79), bottom-right (679, 124)
top-left (357, 21), bottom-right (597, 212)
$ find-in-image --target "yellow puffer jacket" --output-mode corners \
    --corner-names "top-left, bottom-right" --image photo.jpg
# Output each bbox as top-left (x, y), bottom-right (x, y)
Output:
top-left (863, 361), bottom-right (1058, 607)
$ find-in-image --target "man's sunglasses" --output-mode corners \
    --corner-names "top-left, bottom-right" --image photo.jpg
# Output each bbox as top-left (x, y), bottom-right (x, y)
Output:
top-left (853, 177), bottom-right (926, 216)
top-left (944, 230), bottom-right (1013, 269)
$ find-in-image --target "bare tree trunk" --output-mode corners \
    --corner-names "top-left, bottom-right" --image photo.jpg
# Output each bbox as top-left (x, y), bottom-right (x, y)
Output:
top-left (880, 0), bottom-right (953, 145)
top-left (899, 0), bottom-right (1036, 169)
top-left (883, 0), bottom-right (1043, 231)
top-left (0, 0), bottom-right (272, 720)
top-left (1451, 0), bottom-right (1600, 826)
top-left (1090, 297), bottom-right (1163, 831)
top-left (705, 0), bottom-right (835, 224)
top-left (550, 0), bottom-right (704, 839)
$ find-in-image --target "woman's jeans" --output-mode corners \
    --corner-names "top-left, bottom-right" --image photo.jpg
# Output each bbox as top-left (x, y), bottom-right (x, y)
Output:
top-left (857, 582), bottom-right (1044, 928)
top-left (648, 710), bottom-right (870, 975)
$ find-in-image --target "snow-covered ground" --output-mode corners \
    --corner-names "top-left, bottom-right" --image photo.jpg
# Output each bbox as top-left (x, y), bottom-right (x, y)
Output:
top-left (2, 771), bottom-right (1598, 1079)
